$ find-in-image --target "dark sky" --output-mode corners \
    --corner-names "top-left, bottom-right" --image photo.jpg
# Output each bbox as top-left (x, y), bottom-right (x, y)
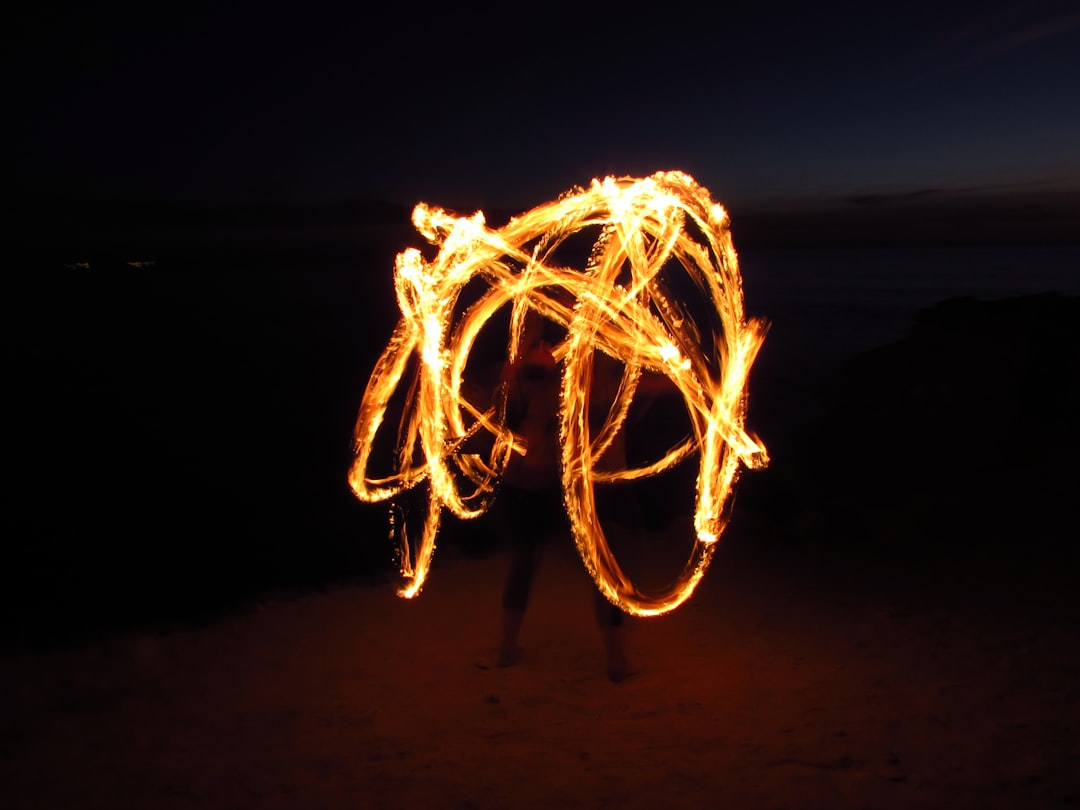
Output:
top-left (8, 0), bottom-right (1080, 214)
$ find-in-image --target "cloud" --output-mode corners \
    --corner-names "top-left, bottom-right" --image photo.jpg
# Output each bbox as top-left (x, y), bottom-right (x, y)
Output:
top-left (905, 3), bottom-right (1080, 81)
top-left (844, 188), bottom-right (943, 207)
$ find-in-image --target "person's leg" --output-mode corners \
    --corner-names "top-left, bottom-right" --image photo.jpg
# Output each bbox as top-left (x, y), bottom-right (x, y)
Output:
top-left (497, 485), bottom-right (558, 665)
top-left (501, 492), bottom-right (537, 615)
top-left (594, 591), bottom-right (628, 682)
top-left (499, 530), bottom-right (533, 666)
top-left (592, 482), bottom-right (641, 682)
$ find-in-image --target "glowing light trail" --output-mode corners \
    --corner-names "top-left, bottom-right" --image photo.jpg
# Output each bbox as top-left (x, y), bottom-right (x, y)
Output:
top-left (349, 171), bottom-right (768, 615)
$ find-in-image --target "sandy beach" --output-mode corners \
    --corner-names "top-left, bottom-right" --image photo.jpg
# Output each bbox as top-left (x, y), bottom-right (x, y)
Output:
top-left (3, 517), bottom-right (1077, 810)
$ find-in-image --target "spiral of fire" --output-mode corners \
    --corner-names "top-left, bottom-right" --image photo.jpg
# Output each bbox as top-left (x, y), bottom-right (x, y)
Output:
top-left (348, 171), bottom-right (768, 615)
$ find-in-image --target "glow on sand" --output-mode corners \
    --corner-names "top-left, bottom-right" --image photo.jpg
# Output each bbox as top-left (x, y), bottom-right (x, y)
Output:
top-left (348, 171), bottom-right (768, 616)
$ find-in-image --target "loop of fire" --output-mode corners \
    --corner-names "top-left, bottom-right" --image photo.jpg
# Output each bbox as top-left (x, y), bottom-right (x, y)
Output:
top-left (348, 171), bottom-right (769, 616)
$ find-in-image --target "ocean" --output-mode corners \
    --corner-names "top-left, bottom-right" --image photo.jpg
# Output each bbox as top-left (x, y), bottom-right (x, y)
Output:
top-left (741, 244), bottom-right (1080, 373)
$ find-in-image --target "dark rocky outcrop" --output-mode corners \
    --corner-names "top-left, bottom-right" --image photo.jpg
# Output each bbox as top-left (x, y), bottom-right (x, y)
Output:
top-left (741, 293), bottom-right (1080, 564)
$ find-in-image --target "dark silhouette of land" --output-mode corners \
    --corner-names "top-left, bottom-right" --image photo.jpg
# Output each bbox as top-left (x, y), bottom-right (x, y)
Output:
top-left (737, 292), bottom-right (1080, 619)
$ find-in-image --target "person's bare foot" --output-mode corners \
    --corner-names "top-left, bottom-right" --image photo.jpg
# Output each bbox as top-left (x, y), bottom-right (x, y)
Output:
top-left (497, 645), bottom-right (521, 668)
top-left (600, 625), bottom-right (629, 683)
top-left (475, 646), bottom-right (521, 670)
top-left (607, 654), bottom-right (630, 683)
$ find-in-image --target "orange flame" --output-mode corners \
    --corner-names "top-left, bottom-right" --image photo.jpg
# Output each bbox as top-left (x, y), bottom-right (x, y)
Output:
top-left (349, 171), bottom-right (768, 615)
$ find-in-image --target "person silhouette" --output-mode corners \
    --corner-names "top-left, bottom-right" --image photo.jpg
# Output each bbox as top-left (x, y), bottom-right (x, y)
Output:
top-left (489, 313), bottom-right (632, 682)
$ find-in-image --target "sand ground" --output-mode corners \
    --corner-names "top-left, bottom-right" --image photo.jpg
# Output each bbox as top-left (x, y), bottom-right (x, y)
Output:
top-left (2, 522), bottom-right (1078, 810)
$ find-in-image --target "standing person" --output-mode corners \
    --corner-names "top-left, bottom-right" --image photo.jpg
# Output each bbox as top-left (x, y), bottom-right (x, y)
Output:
top-left (491, 314), bottom-right (630, 683)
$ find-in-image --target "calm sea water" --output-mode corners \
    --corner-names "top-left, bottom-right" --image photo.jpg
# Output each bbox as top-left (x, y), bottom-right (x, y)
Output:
top-left (26, 239), bottom-right (1079, 414)
top-left (740, 244), bottom-right (1080, 373)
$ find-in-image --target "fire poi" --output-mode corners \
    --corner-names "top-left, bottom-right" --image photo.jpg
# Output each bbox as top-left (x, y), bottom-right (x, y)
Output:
top-left (348, 171), bottom-right (768, 616)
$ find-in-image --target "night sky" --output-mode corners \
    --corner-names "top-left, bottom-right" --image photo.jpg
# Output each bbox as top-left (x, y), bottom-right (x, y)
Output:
top-left (4, 0), bottom-right (1080, 650)
top-left (8, 0), bottom-right (1080, 217)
